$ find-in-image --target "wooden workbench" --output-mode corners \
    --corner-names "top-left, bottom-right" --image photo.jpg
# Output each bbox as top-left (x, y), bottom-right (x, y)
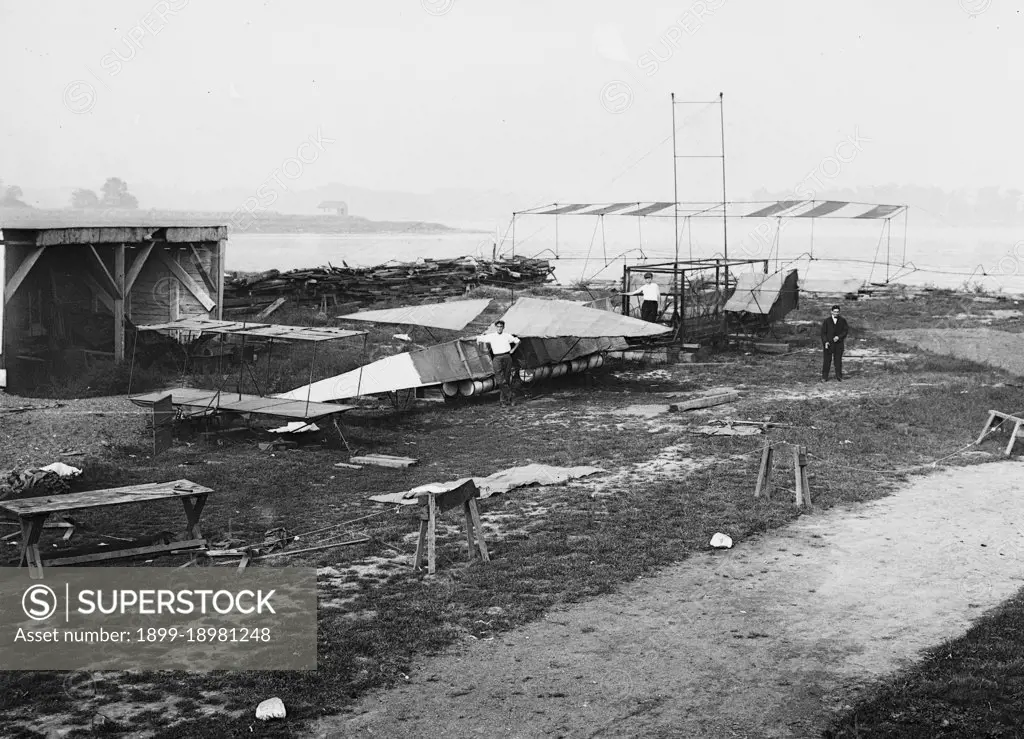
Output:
top-left (0, 479), bottom-right (213, 579)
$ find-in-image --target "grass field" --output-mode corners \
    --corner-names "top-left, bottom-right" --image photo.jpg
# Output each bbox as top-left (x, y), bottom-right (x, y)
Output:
top-left (1, 288), bottom-right (1023, 737)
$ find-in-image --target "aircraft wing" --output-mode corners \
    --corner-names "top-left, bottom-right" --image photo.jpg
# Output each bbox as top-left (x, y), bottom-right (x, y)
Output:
top-left (498, 297), bottom-right (671, 338)
top-left (274, 339), bottom-right (494, 402)
top-left (338, 299), bottom-right (491, 331)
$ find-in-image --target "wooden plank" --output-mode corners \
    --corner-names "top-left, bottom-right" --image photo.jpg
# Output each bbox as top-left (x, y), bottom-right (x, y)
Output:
top-left (87, 244), bottom-right (122, 299)
top-left (0, 479), bottom-right (212, 517)
top-left (4, 246), bottom-right (45, 305)
top-left (350, 455), bottom-right (419, 468)
top-left (154, 247), bottom-right (215, 311)
top-left (124, 242), bottom-right (155, 294)
top-left (256, 297), bottom-right (287, 319)
top-left (36, 227), bottom-right (158, 246)
top-left (669, 392), bottom-right (740, 412)
top-left (43, 538), bottom-right (207, 566)
top-left (189, 244), bottom-right (218, 296)
top-left (114, 243), bottom-right (125, 361)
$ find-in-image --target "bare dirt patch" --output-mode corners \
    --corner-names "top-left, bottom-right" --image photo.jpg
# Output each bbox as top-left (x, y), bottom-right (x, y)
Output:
top-left (882, 327), bottom-right (1024, 376)
top-left (314, 461), bottom-right (1024, 739)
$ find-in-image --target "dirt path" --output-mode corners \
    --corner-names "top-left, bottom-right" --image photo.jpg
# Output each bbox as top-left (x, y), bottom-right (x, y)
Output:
top-left (312, 461), bottom-right (1024, 738)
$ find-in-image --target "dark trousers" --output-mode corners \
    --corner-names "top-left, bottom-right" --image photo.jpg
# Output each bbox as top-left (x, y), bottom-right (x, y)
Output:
top-left (640, 300), bottom-right (659, 323)
top-left (822, 342), bottom-right (844, 380)
top-left (493, 354), bottom-right (514, 403)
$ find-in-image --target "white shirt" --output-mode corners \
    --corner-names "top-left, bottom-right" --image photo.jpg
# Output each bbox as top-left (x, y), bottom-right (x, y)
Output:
top-left (638, 282), bottom-right (660, 301)
top-left (477, 332), bottom-right (520, 355)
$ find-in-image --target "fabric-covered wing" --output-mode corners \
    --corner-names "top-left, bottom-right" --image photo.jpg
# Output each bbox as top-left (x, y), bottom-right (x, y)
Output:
top-left (498, 297), bottom-right (671, 338)
top-left (338, 299), bottom-right (491, 331)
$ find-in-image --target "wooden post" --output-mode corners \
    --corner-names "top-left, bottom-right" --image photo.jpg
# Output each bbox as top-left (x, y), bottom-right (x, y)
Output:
top-left (169, 249), bottom-right (180, 321)
top-left (755, 441), bottom-right (773, 500)
top-left (113, 244), bottom-right (125, 362)
top-left (793, 445), bottom-right (803, 506)
top-left (799, 446), bottom-right (811, 507)
top-left (413, 513), bottom-right (428, 572)
top-left (214, 239), bottom-right (226, 320)
top-left (426, 494), bottom-right (437, 575)
top-left (468, 498), bottom-right (489, 561)
top-left (976, 410), bottom-right (997, 444)
top-left (1007, 419), bottom-right (1023, 457)
top-left (463, 500), bottom-right (477, 560)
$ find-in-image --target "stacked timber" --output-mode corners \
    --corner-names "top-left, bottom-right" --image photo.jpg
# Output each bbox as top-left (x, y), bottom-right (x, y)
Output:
top-left (224, 257), bottom-right (552, 315)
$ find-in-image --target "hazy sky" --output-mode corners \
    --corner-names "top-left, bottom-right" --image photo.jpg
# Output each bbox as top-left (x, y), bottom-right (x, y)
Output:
top-left (1, 0), bottom-right (1021, 203)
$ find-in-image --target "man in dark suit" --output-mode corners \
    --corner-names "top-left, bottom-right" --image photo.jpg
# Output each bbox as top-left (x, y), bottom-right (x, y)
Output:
top-left (821, 304), bottom-right (849, 382)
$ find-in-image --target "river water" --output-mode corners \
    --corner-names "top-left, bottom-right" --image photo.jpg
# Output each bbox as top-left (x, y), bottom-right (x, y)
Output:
top-left (228, 219), bottom-right (1024, 294)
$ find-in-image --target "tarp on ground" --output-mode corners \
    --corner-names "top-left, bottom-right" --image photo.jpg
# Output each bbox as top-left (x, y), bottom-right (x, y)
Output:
top-left (338, 299), bottom-right (491, 331)
top-left (498, 297), bottom-right (671, 339)
top-left (367, 464), bottom-right (606, 505)
top-left (724, 269), bottom-right (799, 317)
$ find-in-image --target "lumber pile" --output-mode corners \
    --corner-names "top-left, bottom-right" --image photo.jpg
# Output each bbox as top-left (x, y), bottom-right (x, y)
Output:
top-left (223, 257), bottom-right (552, 316)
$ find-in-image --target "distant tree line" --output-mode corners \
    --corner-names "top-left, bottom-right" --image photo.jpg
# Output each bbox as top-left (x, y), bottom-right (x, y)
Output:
top-left (0, 179), bottom-right (29, 207)
top-left (71, 178), bottom-right (139, 209)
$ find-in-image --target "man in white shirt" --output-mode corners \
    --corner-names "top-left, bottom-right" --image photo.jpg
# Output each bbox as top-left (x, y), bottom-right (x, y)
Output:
top-left (621, 272), bottom-right (661, 322)
top-left (476, 320), bottom-right (521, 406)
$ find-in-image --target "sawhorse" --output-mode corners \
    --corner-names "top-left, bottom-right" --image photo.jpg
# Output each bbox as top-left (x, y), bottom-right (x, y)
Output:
top-left (754, 442), bottom-right (812, 507)
top-left (977, 410), bottom-right (1024, 456)
top-left (413, 479), bottom-right (490, 575)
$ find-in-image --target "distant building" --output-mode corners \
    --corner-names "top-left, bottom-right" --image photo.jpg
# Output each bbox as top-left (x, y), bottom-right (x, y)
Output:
top-left (317, 201), bottom-right (349, 216)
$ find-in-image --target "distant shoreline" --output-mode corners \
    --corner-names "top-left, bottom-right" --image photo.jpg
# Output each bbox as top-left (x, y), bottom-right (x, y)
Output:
top-left (0, 208), bottom-right (486, 235)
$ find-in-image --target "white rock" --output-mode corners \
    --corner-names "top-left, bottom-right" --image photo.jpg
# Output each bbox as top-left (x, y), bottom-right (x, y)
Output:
top-left (40, 462), bottom-right (82, 478)
top-left (256, 697), bottom-right (286, 721)
top-left (710, 532), bottom-right (733, 549)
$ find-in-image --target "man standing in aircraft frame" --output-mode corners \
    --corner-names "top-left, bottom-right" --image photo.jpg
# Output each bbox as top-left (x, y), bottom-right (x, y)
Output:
top-left (621, 272), bottom-right (661, 323)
